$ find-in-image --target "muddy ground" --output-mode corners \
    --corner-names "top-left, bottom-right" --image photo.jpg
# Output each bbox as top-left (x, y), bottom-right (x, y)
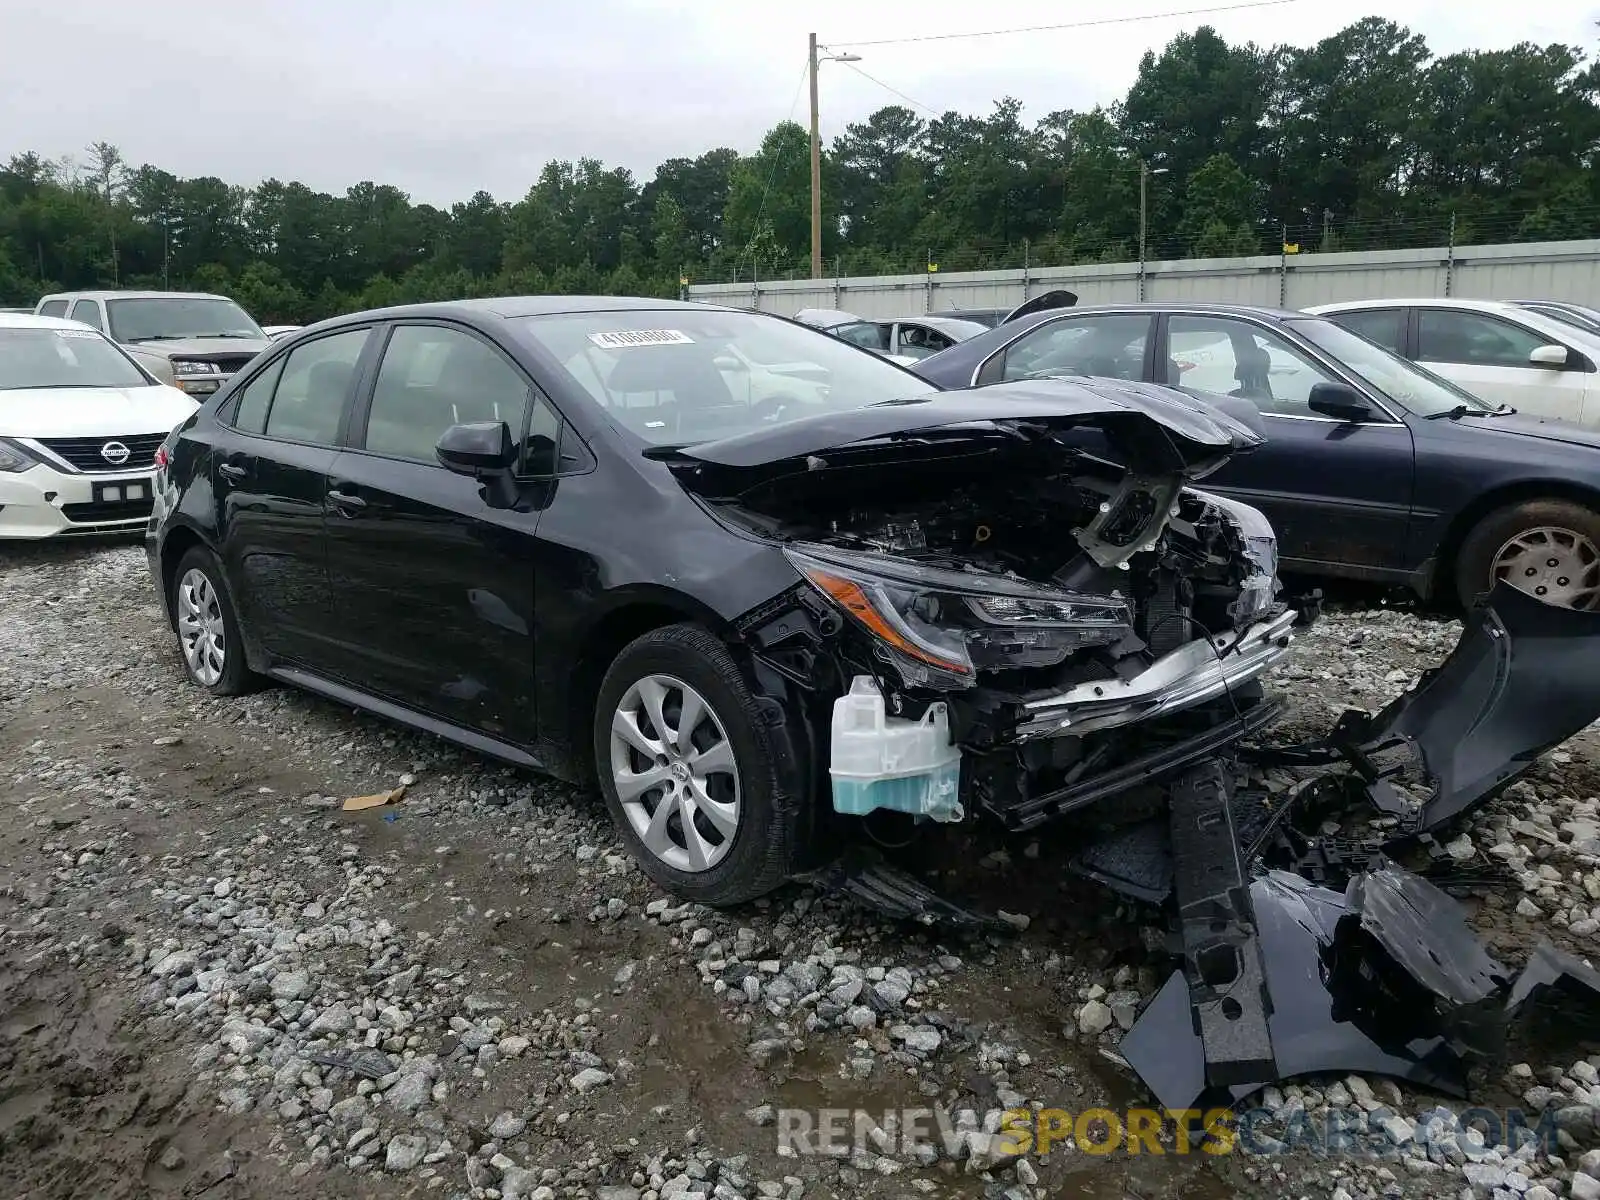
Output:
top-left (3, 541), bottom-right (1599, 1200)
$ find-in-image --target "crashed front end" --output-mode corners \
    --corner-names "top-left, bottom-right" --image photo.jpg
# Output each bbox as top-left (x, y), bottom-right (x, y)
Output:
top-left (664, 379), bottom-right (1304, 833)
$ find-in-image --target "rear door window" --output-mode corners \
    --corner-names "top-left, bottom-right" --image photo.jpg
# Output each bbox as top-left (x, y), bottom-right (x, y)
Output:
top-left (1329, 308), bottom-right (1405, 356)
top-left (262, 329), bottom-right (370, 445)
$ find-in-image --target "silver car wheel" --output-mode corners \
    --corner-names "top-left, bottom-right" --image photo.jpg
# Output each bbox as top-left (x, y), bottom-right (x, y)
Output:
top-left (1491, 525), bottom-right (1600, 610)
top-left (608, 674), bottom-right (741, 873)
top-left (177, 567), bottom-right (227, 686)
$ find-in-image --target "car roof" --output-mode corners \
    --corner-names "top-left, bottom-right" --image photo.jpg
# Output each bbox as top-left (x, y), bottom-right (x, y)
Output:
top-left (0, 312), bottom-right (98, 331)
top-left (39, 289), bottom-right (242, 302)
top-left (327, 295), bottom-right (746, 325)
top-left (1307, 297), bottom-right (1521, 313)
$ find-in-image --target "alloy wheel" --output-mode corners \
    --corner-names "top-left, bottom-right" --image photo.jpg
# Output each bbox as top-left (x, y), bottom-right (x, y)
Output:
top-left (608, 674), bottom-right (742, 873)
top-left (1490, 525), bottom-right (1600, 610)
top-left (177, 567), bottom-right (227, 685)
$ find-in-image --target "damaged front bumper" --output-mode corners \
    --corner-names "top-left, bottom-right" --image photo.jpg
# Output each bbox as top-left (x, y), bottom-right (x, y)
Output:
top-left (1017, 607), bottom-right (1298, 739)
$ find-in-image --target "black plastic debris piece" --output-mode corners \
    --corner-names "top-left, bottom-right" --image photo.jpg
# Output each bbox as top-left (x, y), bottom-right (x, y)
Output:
top-left (1326, 864), bottom-right (1511, 1060)
top-left (309, 1048), bottom-right (395, 1080)
top-left (1067, 817), bottom-right (1171, 903)
top-left (1120, 869), bottom-right (1468, 1112)
top-left (795, 844), bottom-right (1007, 929)
top-left (1167, 760), bottom-right (1275, 1087)
top-left (1505, 939), bottom-right (1600, 1037)
top-left (1335, 581), bottom-right (1600, 835)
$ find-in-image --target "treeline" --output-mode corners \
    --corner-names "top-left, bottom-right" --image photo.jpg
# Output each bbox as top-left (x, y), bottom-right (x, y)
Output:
top-left (1, 17), bottom-right (1597, 322)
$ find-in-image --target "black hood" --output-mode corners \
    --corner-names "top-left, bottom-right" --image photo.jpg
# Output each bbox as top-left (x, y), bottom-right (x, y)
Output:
top-left (650, 379), bottom-right (1264, 488)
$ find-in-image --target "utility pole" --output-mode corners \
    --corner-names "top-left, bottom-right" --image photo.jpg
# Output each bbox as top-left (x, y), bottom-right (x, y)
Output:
top-left (808, 33), bottom-right (822, 281)
top-left (806, 36), bottom-right (860, 281)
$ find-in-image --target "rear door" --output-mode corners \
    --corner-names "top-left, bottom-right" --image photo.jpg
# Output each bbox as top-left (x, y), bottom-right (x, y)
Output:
top-left (1164, 313), bottom-right (1417, 575)
top-left (1412, 307), bottom-right (1592, 422)
top-left (319, 321), bottom-right (551, 743)
top-left (212, 326), bottom-right (374, 664)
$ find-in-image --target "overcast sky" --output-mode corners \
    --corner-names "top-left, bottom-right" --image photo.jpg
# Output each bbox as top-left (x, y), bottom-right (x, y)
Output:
top-left (2, 0), bottom-right (1596, 206)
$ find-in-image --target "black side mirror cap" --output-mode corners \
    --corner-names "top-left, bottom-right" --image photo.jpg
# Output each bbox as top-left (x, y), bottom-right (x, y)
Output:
top-left (1308, 382), bottom-right (1374, 422)
top-left (436, 421), bottom-right (517, 476)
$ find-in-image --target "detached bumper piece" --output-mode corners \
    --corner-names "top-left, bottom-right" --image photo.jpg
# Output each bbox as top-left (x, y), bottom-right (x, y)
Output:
top-left (1123, 863), bottom-right (1600, 1111)
top-left (1120, 583), bottom-right (1600, 1110)
top-left (1327, 581), bottom-right (1600, 835)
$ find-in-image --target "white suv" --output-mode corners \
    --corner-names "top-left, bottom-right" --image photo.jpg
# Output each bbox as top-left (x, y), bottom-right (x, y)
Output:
top-left (0, 313), bottom-right (198, 538)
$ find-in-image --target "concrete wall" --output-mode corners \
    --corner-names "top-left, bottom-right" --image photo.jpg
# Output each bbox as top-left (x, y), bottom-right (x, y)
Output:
top-left (687, 239), bottom-right (1600, 319)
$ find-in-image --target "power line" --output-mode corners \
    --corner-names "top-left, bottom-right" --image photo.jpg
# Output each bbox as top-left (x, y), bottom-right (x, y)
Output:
top-left (831, 0), bottom-right (1311, 49)
top-left (738, 57), bottom-right (813, 268)
top-left (833, 60), bottom-right (942, 117)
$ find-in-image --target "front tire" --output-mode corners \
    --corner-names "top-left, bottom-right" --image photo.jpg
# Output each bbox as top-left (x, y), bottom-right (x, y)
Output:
top-left (171, 547), bottom-right (258, 695)
top-left (1454, 499), bottom-right (1600, 611)
top-left (593, 623), bottom-right (810, 906)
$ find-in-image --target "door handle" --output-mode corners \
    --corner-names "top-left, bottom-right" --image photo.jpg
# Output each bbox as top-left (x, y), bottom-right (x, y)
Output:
top-left (326, 489), bottom-right (367, 514)
top-left (217, 462), bottom-right (247, 482)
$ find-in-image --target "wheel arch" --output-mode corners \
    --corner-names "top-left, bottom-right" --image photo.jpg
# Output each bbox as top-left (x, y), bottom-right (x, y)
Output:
top-left (158, 522), bottom-right (211, 629)
top-left (1432, 478), bottom-right (1600, 598)
top-left (553, 587), bottom-right (736, 784)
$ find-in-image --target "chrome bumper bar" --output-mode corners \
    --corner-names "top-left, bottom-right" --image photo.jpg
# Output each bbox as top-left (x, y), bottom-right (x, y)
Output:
top-left (1016, 608), bottom-right (1298, 740)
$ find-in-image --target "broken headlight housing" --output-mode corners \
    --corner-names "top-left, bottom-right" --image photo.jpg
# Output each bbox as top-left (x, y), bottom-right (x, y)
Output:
top-left (1192, 490), bottom-right (1280, 622)
top-left (786, 543), bottom-right (1133, 689)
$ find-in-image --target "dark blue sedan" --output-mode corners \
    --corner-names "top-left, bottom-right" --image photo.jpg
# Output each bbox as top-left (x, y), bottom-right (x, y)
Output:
top-left (912, 302), bottom-right (1600, 610)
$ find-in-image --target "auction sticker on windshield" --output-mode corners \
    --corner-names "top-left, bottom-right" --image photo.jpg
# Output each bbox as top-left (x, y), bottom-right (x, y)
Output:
top-left (588, 329), bottom-right (695, 349)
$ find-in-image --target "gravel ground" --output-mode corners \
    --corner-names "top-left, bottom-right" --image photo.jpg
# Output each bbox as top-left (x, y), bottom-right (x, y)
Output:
top-left (3, 541), bottom-right (1600, 1200)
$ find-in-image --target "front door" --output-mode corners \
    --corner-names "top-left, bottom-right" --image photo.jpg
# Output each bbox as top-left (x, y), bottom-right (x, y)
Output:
top-left (1413, 307), bottom-right (1593, 424)
top-left (1165, 314), bottom-right (1417, 576)
top-left (212, 326), bottom-right (373, 664)
top-left (320, 322), bottom-right (548, 743)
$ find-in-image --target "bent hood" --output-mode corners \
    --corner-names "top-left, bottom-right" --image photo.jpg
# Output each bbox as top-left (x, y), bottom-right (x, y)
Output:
top-left (654, 378), bottom-right (1264, 487)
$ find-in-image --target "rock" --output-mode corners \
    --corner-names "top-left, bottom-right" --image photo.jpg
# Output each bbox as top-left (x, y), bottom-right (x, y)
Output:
top-left (845, 1005), bottom-right (877, 1031)
top-left (271, 970), bottom-right (311, 1000)
top-left (614, 961), bottom-right (637, 985)
top-left (872, 978), bottom-right (911, 1009)
top-left (1516, 897), bottom-right (1544, 918)
top-left (499, 1165), bottom-right (541, 1199)
top-left (1076, 999), bottom-right (1113, 1035)
top-left (996, 910), bottom-right (1030, 931)
top-left (1463, 1164), bottom-right (1508, 1194)
top-left (570, 1067), bottom-right (614, 1093)
top-left (489, 1112), bottom-right (527, 1139)
top-left (150, 950), bottom-right (197, 978)
top-left (597, 1189), bottom-right (641, 1200)
top-left (307, 1003), bottom-right (354, 1036)
top-left (498, 1035), bottom-right (531, 1057)
top-left (1572, 1173), bottom-right (1600, 1200)
top-left (747, 1104), bottom-right (777, 1127)
top-left (158, 1145), bottom-right (186, 1170)
top-left (385, 1134), bottom-right (429, 1171)
top-left (385, 1071), bottom-right (433, 1113)
top-left (901, 1027), bottom-right (942, 1055)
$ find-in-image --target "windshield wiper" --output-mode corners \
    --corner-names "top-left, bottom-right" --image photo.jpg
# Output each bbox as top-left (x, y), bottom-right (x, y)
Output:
top-left (1423, 403), bottom-right (1514, 421)
top-left (124, 335), bottom-right (188, 343)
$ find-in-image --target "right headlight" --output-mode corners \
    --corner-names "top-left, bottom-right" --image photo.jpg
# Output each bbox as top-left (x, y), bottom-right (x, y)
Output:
top-left (0, 437), bottom-right (39, 473)
top-left (786, 543), bottom-right (1133, 689)
top-left (171, 360), bottom-right (220, 376)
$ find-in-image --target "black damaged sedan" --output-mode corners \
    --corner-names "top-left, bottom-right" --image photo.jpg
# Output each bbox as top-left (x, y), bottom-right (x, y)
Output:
top-left (147, 297), bottom-right (1299, 905)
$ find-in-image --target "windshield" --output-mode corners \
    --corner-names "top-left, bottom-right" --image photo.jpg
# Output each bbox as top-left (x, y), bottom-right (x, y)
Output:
top-left (0, 326), bottom-right (154, 389)
top-left (107, 297), bottom-right (265, 342)
top-left (1287, 317), bottom-right (1492, 416)
top-left (520, 309), bottom-right (933, 445)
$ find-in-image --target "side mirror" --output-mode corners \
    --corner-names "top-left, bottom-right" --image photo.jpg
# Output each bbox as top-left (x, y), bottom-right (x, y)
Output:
top-left (1530, 344), bottom-right (1571, 369)
top-left (1308, 382), bottom-right (1375, 422)
top-left (436, 420), bottom-right (517, 476)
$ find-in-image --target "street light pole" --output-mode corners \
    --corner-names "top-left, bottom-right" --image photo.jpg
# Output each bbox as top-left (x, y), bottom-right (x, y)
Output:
top-left (1138, 161), bottom-right (1148, 302)
top-left (809, 33), bottom-right (822, 280)
top-left (1136, 160), bottom-right (1168, 302)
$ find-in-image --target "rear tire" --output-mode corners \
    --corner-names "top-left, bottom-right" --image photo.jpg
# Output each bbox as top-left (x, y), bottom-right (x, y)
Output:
top-left (171, 547), bottom-right (259, 695)
top-left (1453, 499), bottom-right (1600, 611)
top-left (593, 623), bottom-right (810, 906)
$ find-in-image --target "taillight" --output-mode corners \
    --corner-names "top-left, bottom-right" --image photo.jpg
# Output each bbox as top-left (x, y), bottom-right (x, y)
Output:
top-left (154, 445), bottom-right (170, 469)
